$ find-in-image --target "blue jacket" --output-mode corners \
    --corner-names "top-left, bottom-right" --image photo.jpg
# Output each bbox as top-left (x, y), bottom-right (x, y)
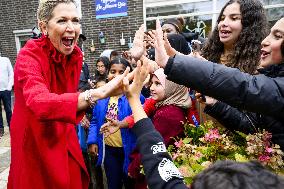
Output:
top-left (87, 95), bottom-right (145, 174)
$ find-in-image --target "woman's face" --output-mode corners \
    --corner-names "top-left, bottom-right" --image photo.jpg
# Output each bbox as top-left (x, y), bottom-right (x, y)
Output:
top-left (150, 75), bottom-right (165, 101)
top-left (107, 64), bottom-right (125, 81)
top-left (162, 24), bottom-right (178, 34)
top-left (96, 61), bottom-right (106, 75)
top-left (218, 2), bottom-right (242, 49)
top-left (260, 18), bottom-right (284, 68)
top-left (41, 3), bottom-right (80, 55)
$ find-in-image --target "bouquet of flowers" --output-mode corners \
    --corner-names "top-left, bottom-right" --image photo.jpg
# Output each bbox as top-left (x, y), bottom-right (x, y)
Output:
top-left (168, 121), bottom-right (284, 185)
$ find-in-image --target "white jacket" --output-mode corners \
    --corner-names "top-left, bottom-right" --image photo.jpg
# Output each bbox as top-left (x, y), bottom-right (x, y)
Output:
top-left (0, 56), bottom-right (14, 91)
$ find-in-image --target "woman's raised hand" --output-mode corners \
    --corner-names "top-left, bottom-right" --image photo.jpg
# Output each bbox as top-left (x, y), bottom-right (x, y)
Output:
top-left (153, 19), bottom-right (170, 68)
top-left (163, 33), bottom-right (178, 57)
top-left (130, 24), bottom-right (146, 61)
top-left (124, 60), bottom-right (151, 100)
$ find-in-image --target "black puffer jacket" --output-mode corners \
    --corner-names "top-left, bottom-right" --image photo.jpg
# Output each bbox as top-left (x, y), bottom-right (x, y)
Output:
top-left (203, 64), bottom-right (284, 150)
top-left (165, 54), bottom-right (284, 150)
top-left (164, 55), bottom-right (284, 118)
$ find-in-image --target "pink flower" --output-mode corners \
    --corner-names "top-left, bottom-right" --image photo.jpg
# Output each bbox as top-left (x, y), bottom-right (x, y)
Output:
top-left (204, 129), bottom-right (220, 142)
top-left (178, 166), bottom-right (191, 177)
top-left (265, 147), bottom-right (273, 153)
top-left (175, 139), bottom-right (184, 148)
top-left (258, 155), bottom-right (270, 162)
top-left (172, 153), bottom-right (179, 160)
top-left (194, 151), bottom-right (203, 159)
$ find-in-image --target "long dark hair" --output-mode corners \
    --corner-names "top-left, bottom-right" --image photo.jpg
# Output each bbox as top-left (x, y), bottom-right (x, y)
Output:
top-left (94, 56), bottom-right (110, 80)
top-left (202, 0), bottom-right (268, 74)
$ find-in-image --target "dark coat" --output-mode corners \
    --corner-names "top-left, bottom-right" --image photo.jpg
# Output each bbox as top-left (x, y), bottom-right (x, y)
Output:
top-left (128, 105), bottom-right (186, 188)
top-left (132, 118), bottom-right (188, 189)
top-left (164, 55), bottom-right (284, 118)
top-left (203, 64), bottom-right (284, 151)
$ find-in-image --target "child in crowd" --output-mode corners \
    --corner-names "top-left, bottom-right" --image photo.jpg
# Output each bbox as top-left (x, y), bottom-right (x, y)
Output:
top-left (202, 0), bottom-right (267, 74)
top-left (161, 17), bottom-right (185, 34)
top-left (94, 77), bottom-right (107, 88)
top-left (94, 56), bottom-right (110, 81)
top-left (110, 50), bottom-right (120, 61)
top-left (101, 68), bottom-right (191, 188)
top-left (87, 57), bottom-right (145, 189)
top-left (79, 76), bottom-right (107, 189)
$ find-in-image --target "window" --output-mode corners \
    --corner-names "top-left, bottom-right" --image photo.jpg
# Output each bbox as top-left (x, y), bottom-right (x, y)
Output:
top-left (145, 0), bottom-right (215, 39)
top-left (13, 29), bottom-right (32, 53)
top-left (144, 0), bottom-right (284, 38)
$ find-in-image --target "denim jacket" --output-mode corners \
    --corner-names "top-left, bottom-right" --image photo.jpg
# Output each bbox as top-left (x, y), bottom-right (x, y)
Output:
top-left (87, 95), bottom-right (145, 174)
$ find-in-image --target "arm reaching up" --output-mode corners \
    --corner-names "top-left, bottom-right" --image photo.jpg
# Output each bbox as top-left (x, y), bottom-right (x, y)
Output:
top-left (125, 60), bottom-right (187, 189)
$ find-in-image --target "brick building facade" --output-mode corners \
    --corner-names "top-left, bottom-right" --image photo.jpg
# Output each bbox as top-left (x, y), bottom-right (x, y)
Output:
top-left (0, 0), bottom-right (38, 66)
top-left (81, 0), bottom-right (143, 71)
top-left (0, 0), bottom-right (143, 72)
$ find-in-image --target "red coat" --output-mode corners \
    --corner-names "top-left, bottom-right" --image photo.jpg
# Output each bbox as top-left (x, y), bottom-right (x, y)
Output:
top-left (8, 36), bottom-right (89, 189)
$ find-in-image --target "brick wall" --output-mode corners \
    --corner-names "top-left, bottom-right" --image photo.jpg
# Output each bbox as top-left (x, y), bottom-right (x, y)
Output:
top-left (0, 0), bottom-right (38, 65)
top-left (81, 0), bottom-right (144, 73)
top-left (0, 0), bottom-right (144, 74)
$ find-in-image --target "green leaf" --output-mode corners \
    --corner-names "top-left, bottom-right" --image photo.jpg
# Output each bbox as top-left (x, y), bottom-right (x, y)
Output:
top-left (235, 153), bottom-right (248, 162)
top-left (183, 138), bottom-right (192, 144)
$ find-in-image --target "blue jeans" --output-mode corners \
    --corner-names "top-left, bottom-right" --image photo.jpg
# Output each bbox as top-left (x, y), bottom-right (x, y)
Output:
top-left (104, 145), bottom-right (133, 189)
top-left (0, 90), bottom-right (12, 128)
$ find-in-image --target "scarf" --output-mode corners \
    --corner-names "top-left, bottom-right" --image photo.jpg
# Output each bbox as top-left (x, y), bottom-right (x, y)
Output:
top-left (154, 68), bottom-right (191, 109)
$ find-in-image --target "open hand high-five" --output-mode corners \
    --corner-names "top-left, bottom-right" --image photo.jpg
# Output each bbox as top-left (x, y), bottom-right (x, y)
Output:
top-left (124, 60), bottom-right (151, 100)
top-left (130, 24), bottom-right (147, 61)
top-left (124, 60), bottom-right (151, 122)
top-left (153, 19), bottom-right (170, 68)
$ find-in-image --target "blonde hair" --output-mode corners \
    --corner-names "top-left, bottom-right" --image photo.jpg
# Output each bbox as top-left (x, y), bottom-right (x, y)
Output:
top-left (37, 0), bottom-right (77, 22)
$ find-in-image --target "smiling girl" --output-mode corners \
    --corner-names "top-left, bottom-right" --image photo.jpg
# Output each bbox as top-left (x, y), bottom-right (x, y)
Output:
top-left (87, 58), bottom-right (145, 189)
top-left (202, 0), bottom-right (268, 74)
top-left (198, 0), bottom-right (268, 125)
top-left (101, 67), bottom-right (191, 188)
top-left (201, 18), bottom-right (284, 151)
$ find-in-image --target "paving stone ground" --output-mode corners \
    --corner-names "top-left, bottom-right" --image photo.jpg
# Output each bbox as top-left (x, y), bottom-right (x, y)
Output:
top-left (0, 111), bottom-right (11, 189)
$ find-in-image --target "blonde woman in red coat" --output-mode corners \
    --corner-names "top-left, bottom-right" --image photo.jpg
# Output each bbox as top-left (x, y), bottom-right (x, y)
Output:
top-left (8, 1), bottom-right (129, 188)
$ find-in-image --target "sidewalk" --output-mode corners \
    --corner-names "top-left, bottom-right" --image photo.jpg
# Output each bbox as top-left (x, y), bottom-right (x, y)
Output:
top-left (0, 125), bottom-right (11, 189)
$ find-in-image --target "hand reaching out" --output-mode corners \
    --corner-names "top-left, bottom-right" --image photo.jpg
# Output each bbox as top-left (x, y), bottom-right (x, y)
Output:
top-left (163, 33), bottom-right (178, 57)
top-left (189, 51), bottom-right (207, 61)
top-left (130, 24), bottom-right (146, 61)
top-left (80, 115), bottom-right (90, 129)
top-left (153, 19), bottom-right (170, 68)
top-left (124, 60), bottom-right (150, 122)
top-left (124, 60), bottom-right (151, 100)
top-left (100, 119), bottom-right (121, 138)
